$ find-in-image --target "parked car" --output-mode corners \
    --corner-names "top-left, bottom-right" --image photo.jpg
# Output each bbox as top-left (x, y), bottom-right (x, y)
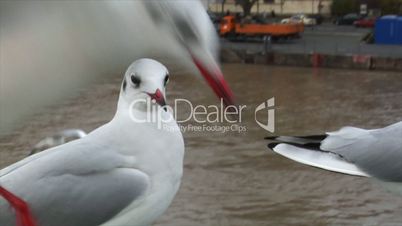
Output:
top-left (281, 14), bottom-right (317, 26)
top-left (334, 13), bottom-right (361, 25)
top-left (354, 17), bottom-right (377, 28)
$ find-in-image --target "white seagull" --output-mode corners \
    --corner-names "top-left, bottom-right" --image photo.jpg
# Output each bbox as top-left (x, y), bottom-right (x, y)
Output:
top-left (0, 59), bottom-right (187, 226)
top-left (266, 121), bottom-right (402, 195)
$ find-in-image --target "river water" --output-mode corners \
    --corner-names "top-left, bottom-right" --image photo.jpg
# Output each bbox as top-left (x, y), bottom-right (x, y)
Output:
top-left (1, 64), bottom-right (402, 225)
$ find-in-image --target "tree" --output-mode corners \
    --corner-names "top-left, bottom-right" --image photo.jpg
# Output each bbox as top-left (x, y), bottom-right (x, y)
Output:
top-left (221, 0), bottom-right (226, 15)
top-left (318, 0), bottom-right (323, 14)
top-left (379, 0), bottom-right (402, 15)
top-left (331, 0), bottom-right (359, 16)
top-left (235, 0), bottom-right (259, 16)
top-left (280, 0), bottom-right (285, 15)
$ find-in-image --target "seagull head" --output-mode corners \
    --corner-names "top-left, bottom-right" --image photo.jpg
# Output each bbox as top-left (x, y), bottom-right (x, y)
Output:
top-left (119, 58), bottom-right (169, 110)
top-left (143, 1), bottom-right (235, 107)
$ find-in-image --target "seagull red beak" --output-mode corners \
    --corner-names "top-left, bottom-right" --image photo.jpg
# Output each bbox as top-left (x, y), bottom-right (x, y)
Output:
top-left (191, 56), bottom-right (235, 107)
top-left (147, 89), bottom-right (166, 106)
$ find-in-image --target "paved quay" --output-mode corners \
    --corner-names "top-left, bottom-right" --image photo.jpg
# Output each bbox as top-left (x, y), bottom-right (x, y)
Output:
top-left (221, 24), bottom-right (402, 58)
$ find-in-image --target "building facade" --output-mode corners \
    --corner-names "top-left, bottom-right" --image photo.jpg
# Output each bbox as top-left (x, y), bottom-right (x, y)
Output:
top-left (207, 0), bottom-right (333, 16)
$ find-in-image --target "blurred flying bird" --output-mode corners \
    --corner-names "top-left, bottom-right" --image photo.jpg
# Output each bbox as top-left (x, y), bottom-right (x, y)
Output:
top-left (266, 121), bottom-right (402, 195)
top-left (0, 59), bottom-right (185, 226)
top-left (143, 1), bottom-right (235, 107)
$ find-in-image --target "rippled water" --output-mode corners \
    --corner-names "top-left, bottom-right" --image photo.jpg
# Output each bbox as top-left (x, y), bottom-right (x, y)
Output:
top-left (1, 64), bottom-right (402, 225)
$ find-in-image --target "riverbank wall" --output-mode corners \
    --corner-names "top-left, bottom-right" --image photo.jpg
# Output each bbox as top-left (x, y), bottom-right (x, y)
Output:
top-left (221, 48), bottom-right (402, 71)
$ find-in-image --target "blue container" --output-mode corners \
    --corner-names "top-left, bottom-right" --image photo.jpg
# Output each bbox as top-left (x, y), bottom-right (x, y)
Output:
top-left (396, 17), bottom-right (402, 45)
top-left (375, 15), bottom-right (399, 45)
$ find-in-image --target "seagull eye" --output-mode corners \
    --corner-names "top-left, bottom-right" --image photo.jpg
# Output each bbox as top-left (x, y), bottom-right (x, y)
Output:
top-left (164, 74), bottom-right (169, 86)
top-left (131, 75), bottom-right (141, 88)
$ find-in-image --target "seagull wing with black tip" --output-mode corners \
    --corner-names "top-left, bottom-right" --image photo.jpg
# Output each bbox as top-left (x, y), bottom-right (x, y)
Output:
top-left (268, 121), bottom-right (402, 181)
top-left (266, 133), bottom-right (370, 177)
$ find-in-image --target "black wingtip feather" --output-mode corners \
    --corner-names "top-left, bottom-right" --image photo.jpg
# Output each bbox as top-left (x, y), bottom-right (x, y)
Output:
top-left (267, 142), bottom-right (280, 149)
top-left (291, 142), bottom-right (322, 151)
top-left (264, 134), bottom-right (327, 142)
top-left (296, 134), bottom-right (328, 141)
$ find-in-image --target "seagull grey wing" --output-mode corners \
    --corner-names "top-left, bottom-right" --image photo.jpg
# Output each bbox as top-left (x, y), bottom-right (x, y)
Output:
top-left (0, 139), bottom-right (149, 226)
top-left (0, 168), bottom-right (148, 226)
top-left (0, 146), bottom-right (57, 178)
top-left (321, 122), bottom-right (402, 182)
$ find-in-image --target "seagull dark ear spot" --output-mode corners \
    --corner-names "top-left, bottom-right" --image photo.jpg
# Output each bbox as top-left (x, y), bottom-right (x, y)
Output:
top-left (122, 78), bottom-right (127, 92)
top-left (131, 74), bottom-right (141, 88)
top-left (164, 74), bottom-right (169, 86)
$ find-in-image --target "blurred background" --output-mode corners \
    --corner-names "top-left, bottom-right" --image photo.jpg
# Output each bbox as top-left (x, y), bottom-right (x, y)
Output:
top-left (1, 0), bottom-right (402, 225)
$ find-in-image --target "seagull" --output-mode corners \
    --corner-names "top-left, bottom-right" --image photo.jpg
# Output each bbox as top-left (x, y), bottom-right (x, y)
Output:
top-left (29, 129), bottom-right (87, 155)
top-left (266, 121), bottom-right (402, 195)
top-left (0, 59), bottom-right (194, 226)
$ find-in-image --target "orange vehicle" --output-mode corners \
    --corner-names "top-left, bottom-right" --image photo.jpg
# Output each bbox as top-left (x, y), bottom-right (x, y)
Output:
top-left (220, 15), bottom-right (304, 40)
